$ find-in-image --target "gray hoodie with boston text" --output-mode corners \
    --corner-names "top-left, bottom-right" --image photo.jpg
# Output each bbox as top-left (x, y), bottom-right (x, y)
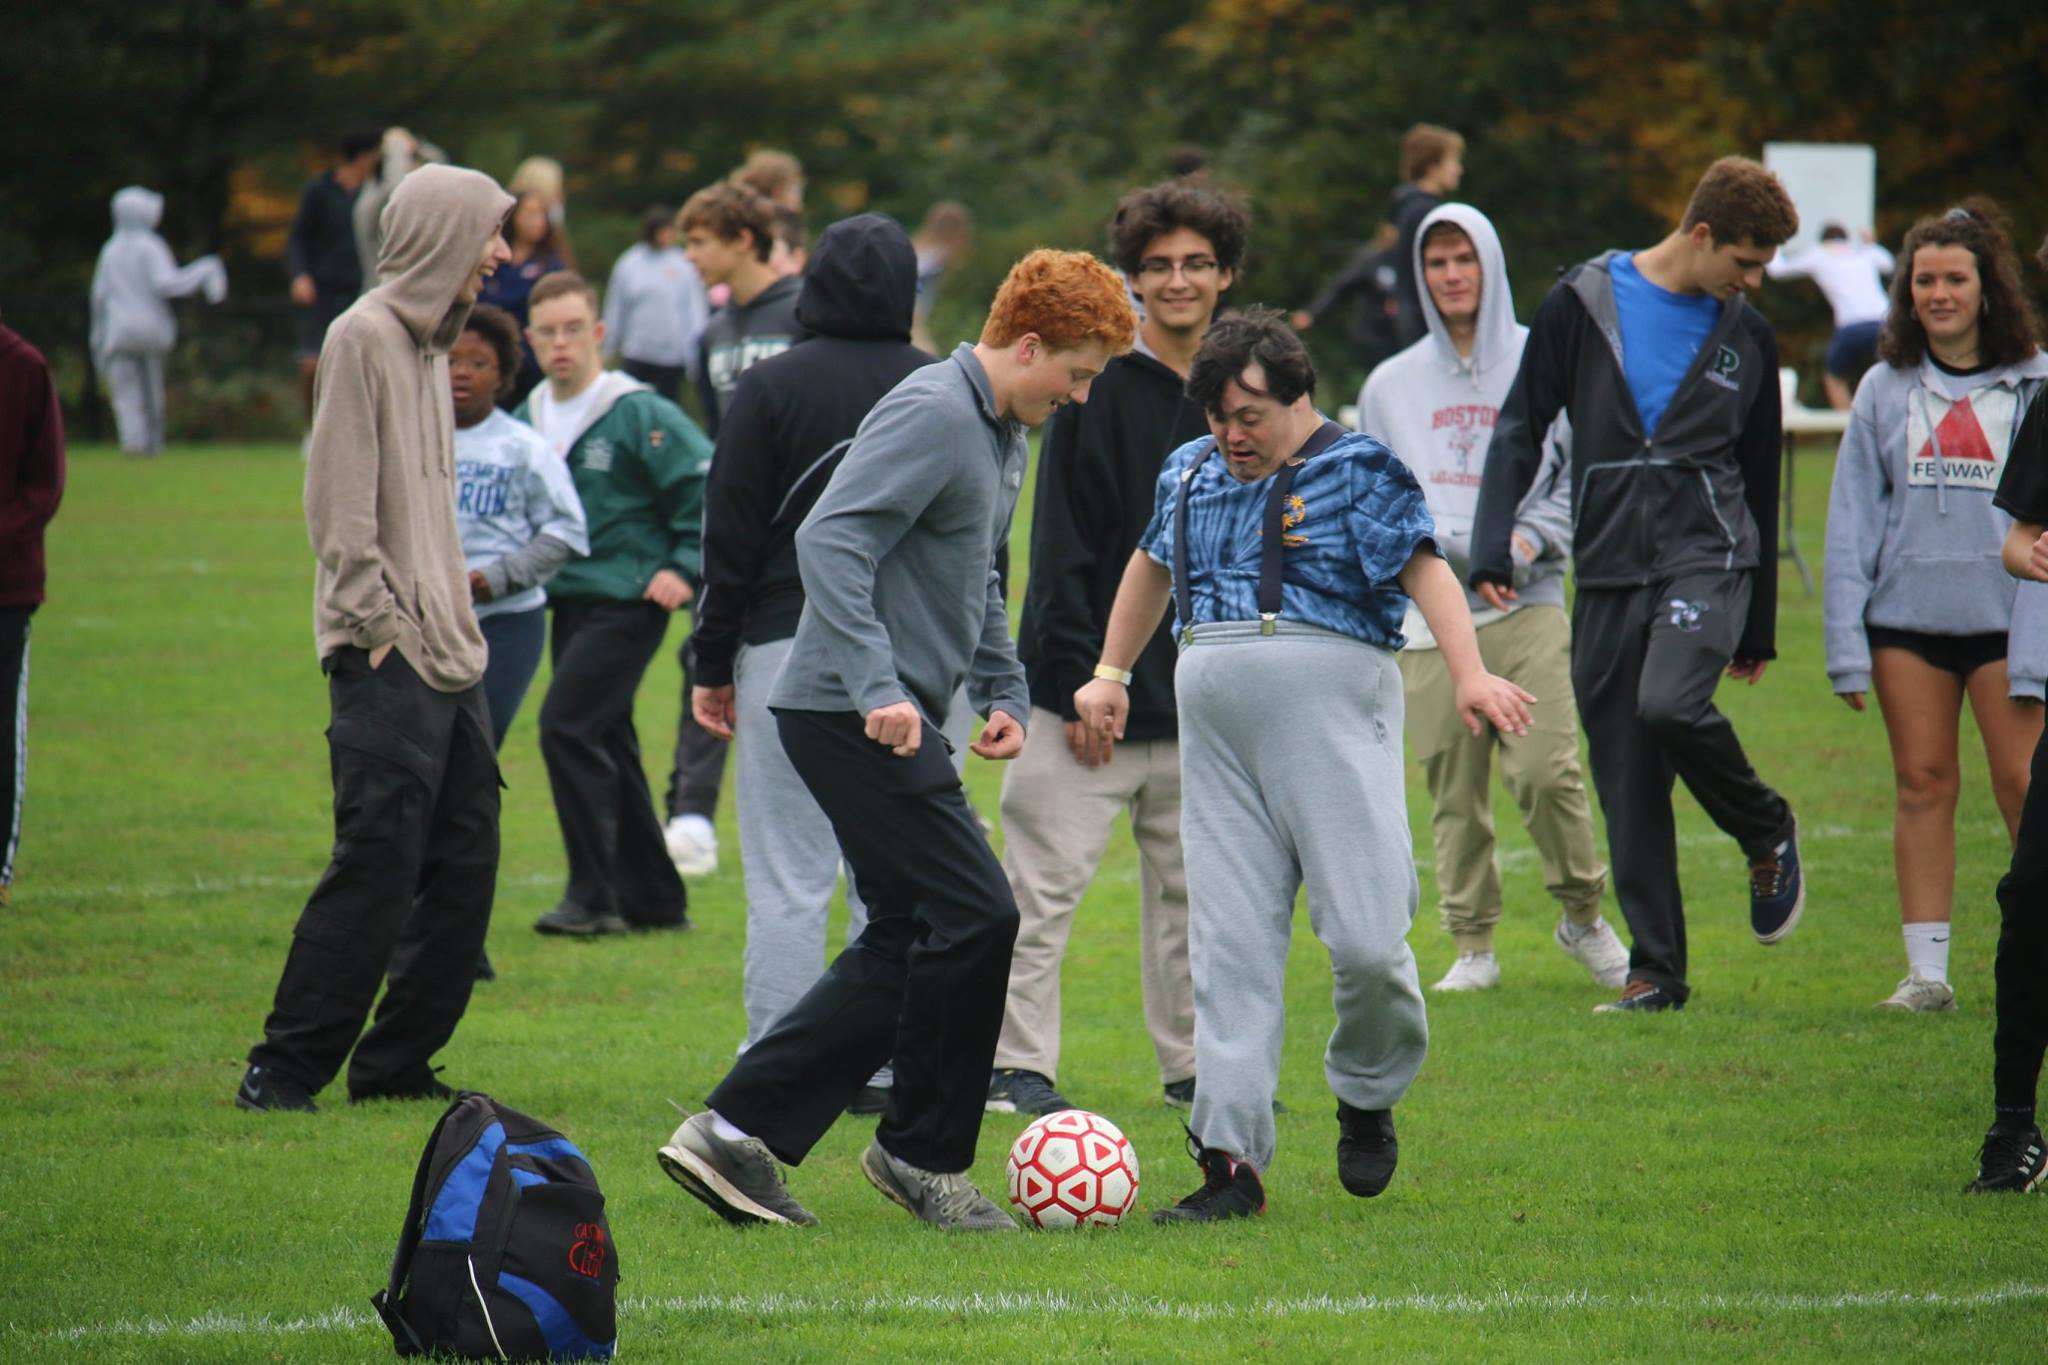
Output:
top-left (304, 164), bottom-right (516, 692)
top-left (1358, 202), bottom-right (1572, 648)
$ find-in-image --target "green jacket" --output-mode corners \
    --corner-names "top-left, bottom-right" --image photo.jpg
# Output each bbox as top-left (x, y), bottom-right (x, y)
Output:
top-left (517, 371), bottom-right (711, 602)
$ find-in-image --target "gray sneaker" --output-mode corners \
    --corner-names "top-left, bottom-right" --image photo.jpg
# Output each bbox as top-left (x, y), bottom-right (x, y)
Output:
top-left (657, 1112), bottom-right (817, 1226)
top-left (860, 1140), bottom-right (1017, 1230)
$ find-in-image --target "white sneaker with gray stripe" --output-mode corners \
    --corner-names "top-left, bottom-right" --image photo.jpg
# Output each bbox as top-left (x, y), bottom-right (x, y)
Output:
top-left (860, 1140), bottom-right (1017, 1230)
top-left (1876, 971), bottom-right (1956, 1013)
top-left (657, 1112), bottom-right (817, 1226)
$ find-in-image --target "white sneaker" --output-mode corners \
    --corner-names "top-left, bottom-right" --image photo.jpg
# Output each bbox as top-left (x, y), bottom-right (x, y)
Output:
top-left (664, 814), bottom-right (718, 877)
top-left (1876, 971), bottom-right (1956, 1013)
top-left (1432, 951), bottom-right (1499, 992)
top-left (1555, 915), bottom-right (1630, 989)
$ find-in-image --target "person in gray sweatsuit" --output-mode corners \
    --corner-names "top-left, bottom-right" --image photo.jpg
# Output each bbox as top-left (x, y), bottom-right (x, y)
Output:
top-left (1823, 201), bottom-right (2048, 1013)
top-left (89, 187), bottom-right (227, 456)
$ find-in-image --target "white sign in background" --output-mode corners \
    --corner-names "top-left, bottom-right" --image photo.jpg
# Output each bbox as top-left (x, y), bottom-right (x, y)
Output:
top-left (1763, 142), bottom-right (1877, 255)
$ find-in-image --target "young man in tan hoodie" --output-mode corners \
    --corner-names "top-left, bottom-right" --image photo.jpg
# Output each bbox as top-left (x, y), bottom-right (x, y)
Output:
top-left (238, 164), bottom-right (515, 1112)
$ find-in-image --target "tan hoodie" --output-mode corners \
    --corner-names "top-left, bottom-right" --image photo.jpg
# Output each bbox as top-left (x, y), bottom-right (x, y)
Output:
top-left (304, 165), bottom-right (514, 691)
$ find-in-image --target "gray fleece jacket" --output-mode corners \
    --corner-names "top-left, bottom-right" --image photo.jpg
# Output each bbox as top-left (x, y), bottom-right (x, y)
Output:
top-left (769, 343), bottom-right (1030, 730)
top-left (1358, 202), bottom-right (1572, 648)
top-left (1823, 354), bottom-right (2048, 698)
top-left (89, 187), bottom-right (226, 363)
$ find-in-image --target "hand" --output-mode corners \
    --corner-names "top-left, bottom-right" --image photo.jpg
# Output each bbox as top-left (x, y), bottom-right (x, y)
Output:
top-left (1456, 670), bottom-right (1535, 737)
top-left (1064, 718), bottom-right (1115, 769)
top-left (643, 569), bottom-right (693, 611)
top-left (692, 684), bottom-right (737, 740)
top-left (1288, 309), bottom-right (1315, 332)
top-left (2029, 531), bottom-right (2048, 582)
top-left (1074, 677), bottom-right (1130, 745)
top-left (1838, 691), bottom-right (1866, 712)
top-left (291, 274), bottom-right (317, 308)
top-left (1725, 659), bottom-right (1769, 684)
top-left (368, 641), bottom-right (394, 670)
top-left (469, 569), bottom-right (492, 603)
top-left (864, 700), bottom-right (924, 757)
top-left (1510, 533), bottom-right (1536, 565)
top-left (1475, 580), bottom-right (1518, 612)
top-left (971, 709), bottom-right (1025, 760)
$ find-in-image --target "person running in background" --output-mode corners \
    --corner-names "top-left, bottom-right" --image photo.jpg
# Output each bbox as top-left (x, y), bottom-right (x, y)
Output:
top-left (88, 187), bottom-right (227, 456)
top-left (602, 205), bottom-right (710, 406)
top-left (288, 127), bottom-right (381, 418)
top-left (1767, 222), bottom-right (1895, 410)
top-left (1360, 203), bottom-right (1622, 995)
top-left (478, 191), bottom-right (569, 409)
top-left (911, 201), bottom-right (974, 355)
top-left (1387, 124), bottom-right (1466, 348)
top-left (1824, 200), bottom-right (2047, 1013)
top-left (1291, 222), bottom-right (1402, 381)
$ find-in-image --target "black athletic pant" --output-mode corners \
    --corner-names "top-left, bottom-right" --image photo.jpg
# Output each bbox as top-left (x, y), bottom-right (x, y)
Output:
top-left (665, 611), bottom-right (731, 822)
top-left (1571, 571), bottom-right (1794, 1001)
top-left (0, 605), bottom-right (31, 889)
top-left (540, 599), bottom-right (687, 926)
top-left (249, 647), bottom-right (500, 1097)
top-left (1993, 724), bottom-right (2048, 1120)
top-left (706, 709), bottom-right (1019, 1173)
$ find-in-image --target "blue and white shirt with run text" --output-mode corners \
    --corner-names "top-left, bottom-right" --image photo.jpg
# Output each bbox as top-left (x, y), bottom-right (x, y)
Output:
top-left (454, 408), bottom-right (590, 618)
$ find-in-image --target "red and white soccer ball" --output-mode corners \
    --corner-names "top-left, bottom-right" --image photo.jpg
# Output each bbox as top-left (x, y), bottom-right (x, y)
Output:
top-left (1004, 1109), bottom-right (1140, 1229)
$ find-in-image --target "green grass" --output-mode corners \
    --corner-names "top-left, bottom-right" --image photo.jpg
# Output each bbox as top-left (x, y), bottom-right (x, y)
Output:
top-left (2, 440), bottom-right (2041, 1361)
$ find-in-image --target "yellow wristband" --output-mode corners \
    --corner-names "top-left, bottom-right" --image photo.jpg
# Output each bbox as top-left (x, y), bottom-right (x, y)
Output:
top-left (1092, 663), bottom-right (1133, 685)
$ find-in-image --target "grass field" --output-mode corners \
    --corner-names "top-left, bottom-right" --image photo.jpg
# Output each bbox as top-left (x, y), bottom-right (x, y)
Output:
top-left (3, 439), bottom-right (2042, 1361)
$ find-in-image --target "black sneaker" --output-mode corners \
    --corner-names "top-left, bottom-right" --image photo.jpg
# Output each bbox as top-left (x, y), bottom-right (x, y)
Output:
top-left (1966, 1124), bottom-right (2048, 1193)
top-left (350, 1072), bottom-right (456, 1104)
top-left (1159, 1077), bottom-right (1287, 1114)
top-left (1749, 829), bottom-right (1804, 944)
top-left (1152, 1132), bottom-right (1265, 1224)
top-left (626, 914), bottom-right (692, 933)
top-left (1336, 1102), bottom-right (1398, 1197)
top-left (475, 950), bottom-right (497, 983)
top-left (1593, 981), bottom-right (1686, 1014)
top-left (986, 1068), bottom-right (1071, 1116)
top-left (534, 901), bottom-right (628, 936)
top-left (235, 1064), bottom-right (317, 1113)
top-left (847, 1084), bottom-right (890, 1116)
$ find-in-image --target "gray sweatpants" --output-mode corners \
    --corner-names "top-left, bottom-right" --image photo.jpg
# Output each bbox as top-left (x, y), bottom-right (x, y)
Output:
top-left (104, 351), bottom-right (167, 455)
top-left (1178, 621), bottom-right (1428, 1173)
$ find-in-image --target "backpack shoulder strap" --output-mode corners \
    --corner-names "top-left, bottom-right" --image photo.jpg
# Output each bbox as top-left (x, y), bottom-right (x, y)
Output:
top-left (371, 1093), bottom-right (475, 1354)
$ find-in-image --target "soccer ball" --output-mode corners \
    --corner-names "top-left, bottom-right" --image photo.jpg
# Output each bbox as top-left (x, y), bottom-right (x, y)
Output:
top-left (1004, 1109), bottom-right (1140, 1229)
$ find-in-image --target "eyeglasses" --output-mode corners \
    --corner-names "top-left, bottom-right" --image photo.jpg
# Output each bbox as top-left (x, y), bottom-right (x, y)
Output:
top-left (1134, 257), bottom-right (1220, 282)
top-left (530, 321), bottom-right (589, 343)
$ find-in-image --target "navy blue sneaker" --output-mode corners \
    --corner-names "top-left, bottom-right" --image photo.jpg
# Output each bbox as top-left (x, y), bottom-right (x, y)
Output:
top-left (1593, 981), bottom-right (1686, 1014)
top-left (986, 1069), bottom-right (1071, 1116)
top-left (1749, 829), bottom-right (1805, 944)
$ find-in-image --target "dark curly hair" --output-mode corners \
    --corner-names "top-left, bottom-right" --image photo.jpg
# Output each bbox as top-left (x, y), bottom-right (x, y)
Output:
top-left (1878, 197), bottom-right (2041, 368)
top-left (1186, 306), bottom-right (1316, 415)
top-left (1108, 178), bottom-right (1251, 275)
top-left (461, 303), bottom-right (524, 399)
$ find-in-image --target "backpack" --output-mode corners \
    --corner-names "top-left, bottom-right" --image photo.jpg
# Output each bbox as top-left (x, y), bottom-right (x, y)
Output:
top-left (371, 1092), bottom-right (619, 1361)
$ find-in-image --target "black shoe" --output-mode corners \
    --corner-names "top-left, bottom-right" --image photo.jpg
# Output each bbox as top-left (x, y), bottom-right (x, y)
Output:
top-left (1336, 1102), bottom-right (1398, 1197)
top-left (1966, 1124), bottom-right (2048, 1193)
top-left (1593, 981), bottom-right (1686, 1014)
top-left (847, 1084), bottom-right (890, 1116)
top-left (1152, 1131), bottom-right (1265, 1224)
top-left (475, 950), bottom-right (497, 983)
top-left (534, 901), bottom-right (628, 936)
top-left (236, 1064), bottom-right (317, 1113)
top-left (626, 915), bottom-right (692, 933)
top-left (350, 1070), bottom-right (456, 1105)
top-left (986, 1068), bottom-right (1072, 1116)
top-left (1160, 1077), bottom-right (1286, 1115)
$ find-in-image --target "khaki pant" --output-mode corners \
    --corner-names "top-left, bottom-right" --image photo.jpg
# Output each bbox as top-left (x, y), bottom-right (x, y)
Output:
top-left (994, 707), bottom-right (1195, 1086)
top-left (1398, 604), bottom-right (1606, 952)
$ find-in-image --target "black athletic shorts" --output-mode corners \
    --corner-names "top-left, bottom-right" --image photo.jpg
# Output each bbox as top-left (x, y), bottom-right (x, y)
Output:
top-left (1867, 625), bottom-right (2007, 679)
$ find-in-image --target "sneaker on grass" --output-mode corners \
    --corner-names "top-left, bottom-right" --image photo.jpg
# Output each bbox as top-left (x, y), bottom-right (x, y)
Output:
top-left (1593, 980), bottom-right (1684, 1014)
top-left (533, 901), bottom-right (627, 937)
top-left (657, 1112), bottom-right (817, 1226)
top-left (664, 814), bottom-right (718, 878)
top-left (1966, 1124), bottom-right (2047, 1194)
top-left (1431, 951), bottom-right (1498, 992)
top-left (860, 1141), bottom-right (1016, 1230)
top-left (1555, 915), bottom-right (1629, 989)
top-left (1749, 829), bottom-right (1804, 944)
top-left (1335, 1102), bottom-right (1398, 1197)
top-left (350, 1070), bottom-right (454, 1104)
top-left (1876, 971), bottom-right (1956, 1013)
top-left (235, 1064), bottom-right (317, 1113)
top-left (986, 1068), bottom-right (1071, 1115)
top-left (1153, 1134), bottom-right (1265, 1224)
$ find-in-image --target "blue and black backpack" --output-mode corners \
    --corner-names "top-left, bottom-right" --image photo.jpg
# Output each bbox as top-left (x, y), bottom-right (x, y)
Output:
top-left (371, 1092), bottom-right (619, 1361)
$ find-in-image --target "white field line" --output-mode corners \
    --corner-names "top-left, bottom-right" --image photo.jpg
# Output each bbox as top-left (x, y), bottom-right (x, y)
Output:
top-left (32, 1282), bottom-right (2048, 1343)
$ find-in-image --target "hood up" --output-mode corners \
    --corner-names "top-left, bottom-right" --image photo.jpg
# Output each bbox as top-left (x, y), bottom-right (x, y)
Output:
top-left (371, 165), bottom-right (515, 353)
top-left (795, 212), bottom-right (917, 341)
top-left (1413, 202), bottom-right (1523, 378)
top-left (111, 186), bottom-right (163, 233)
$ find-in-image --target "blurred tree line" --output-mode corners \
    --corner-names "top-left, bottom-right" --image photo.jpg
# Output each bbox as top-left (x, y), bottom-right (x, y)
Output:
top-left (4, 0), bottom-right (2045, 434)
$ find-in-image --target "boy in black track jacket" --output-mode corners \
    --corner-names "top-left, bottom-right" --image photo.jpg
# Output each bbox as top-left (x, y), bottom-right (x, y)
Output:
top-left (1470, 157), bottom-right (1804, 1014)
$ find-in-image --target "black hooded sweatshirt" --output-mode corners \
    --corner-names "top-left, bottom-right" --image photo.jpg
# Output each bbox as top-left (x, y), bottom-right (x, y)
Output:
top-left (1016, 346), bottom-right (1210, 742)
top-left (689, 213), bottom-right (935, 688)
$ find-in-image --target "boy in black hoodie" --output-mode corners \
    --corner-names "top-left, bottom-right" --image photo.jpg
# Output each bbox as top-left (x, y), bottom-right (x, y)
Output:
top-left (682, 213), bottom-right (935, 1088)
top-left (987, 180), bottom-right (1249, 1115)
top-left (1470, 157), bottom-right (1804, 1014)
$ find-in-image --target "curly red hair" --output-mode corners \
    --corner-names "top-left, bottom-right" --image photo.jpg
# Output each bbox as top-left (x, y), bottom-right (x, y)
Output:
top-left (980, 249), bottom-right (1136, 353)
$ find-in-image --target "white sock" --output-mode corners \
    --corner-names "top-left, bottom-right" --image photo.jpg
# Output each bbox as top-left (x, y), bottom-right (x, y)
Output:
top-left (710, 1111), bottom-right (752, 1143)
top-left (1903, 922), bottom-right (1951, 985)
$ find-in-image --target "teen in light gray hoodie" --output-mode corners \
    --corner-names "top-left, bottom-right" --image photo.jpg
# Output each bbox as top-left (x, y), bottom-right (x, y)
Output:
top-left (88, 187), bottom-right (227, 455)
top-left (1822, 200), bottom-right (2048, 1012)
top-left (1359, 203), bottom-right (1621, 995)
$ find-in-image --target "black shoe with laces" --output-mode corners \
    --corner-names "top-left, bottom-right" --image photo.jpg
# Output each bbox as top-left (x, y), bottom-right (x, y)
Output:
top-left (1966, 1124), bottom-right (2047, 1193)
top-left (350, 1069), bottom-right (455, 1104)
top-left (534, 901), bottom-right (628, 936)
top-left (1336, 1102), bottom-right (1398, 1197)
top-left (235, 1064), bottom-right (317, 1113)
top-left (1152, 1130), bottom-right (1266, 1224)
top-left (986, 1068), bottom-right (1072, 1116)
top-left (1593, 981), bottom-right (1686, 1014)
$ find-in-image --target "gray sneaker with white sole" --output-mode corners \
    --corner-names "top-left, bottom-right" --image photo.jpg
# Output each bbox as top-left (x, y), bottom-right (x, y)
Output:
top-left (860, 1140), bottom-right (1017, 1230)
top-left (657, 1112), bottom-right (817, 1226)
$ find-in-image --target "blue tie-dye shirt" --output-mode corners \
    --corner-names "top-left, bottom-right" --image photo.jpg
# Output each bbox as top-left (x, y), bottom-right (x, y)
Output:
top-left (1138, 427), bottom-right (1438, 649)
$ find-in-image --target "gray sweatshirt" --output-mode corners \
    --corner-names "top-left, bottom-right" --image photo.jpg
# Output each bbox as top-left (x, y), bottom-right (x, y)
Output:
top-left (1823, 354), bottom-right (2048, 698)
top-left (769, 343), bottom-right (1030, 729)
top-left (88, 187), bottom-right (227, 364)
top-left (1358, 202), bottom-right (1572, 648)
